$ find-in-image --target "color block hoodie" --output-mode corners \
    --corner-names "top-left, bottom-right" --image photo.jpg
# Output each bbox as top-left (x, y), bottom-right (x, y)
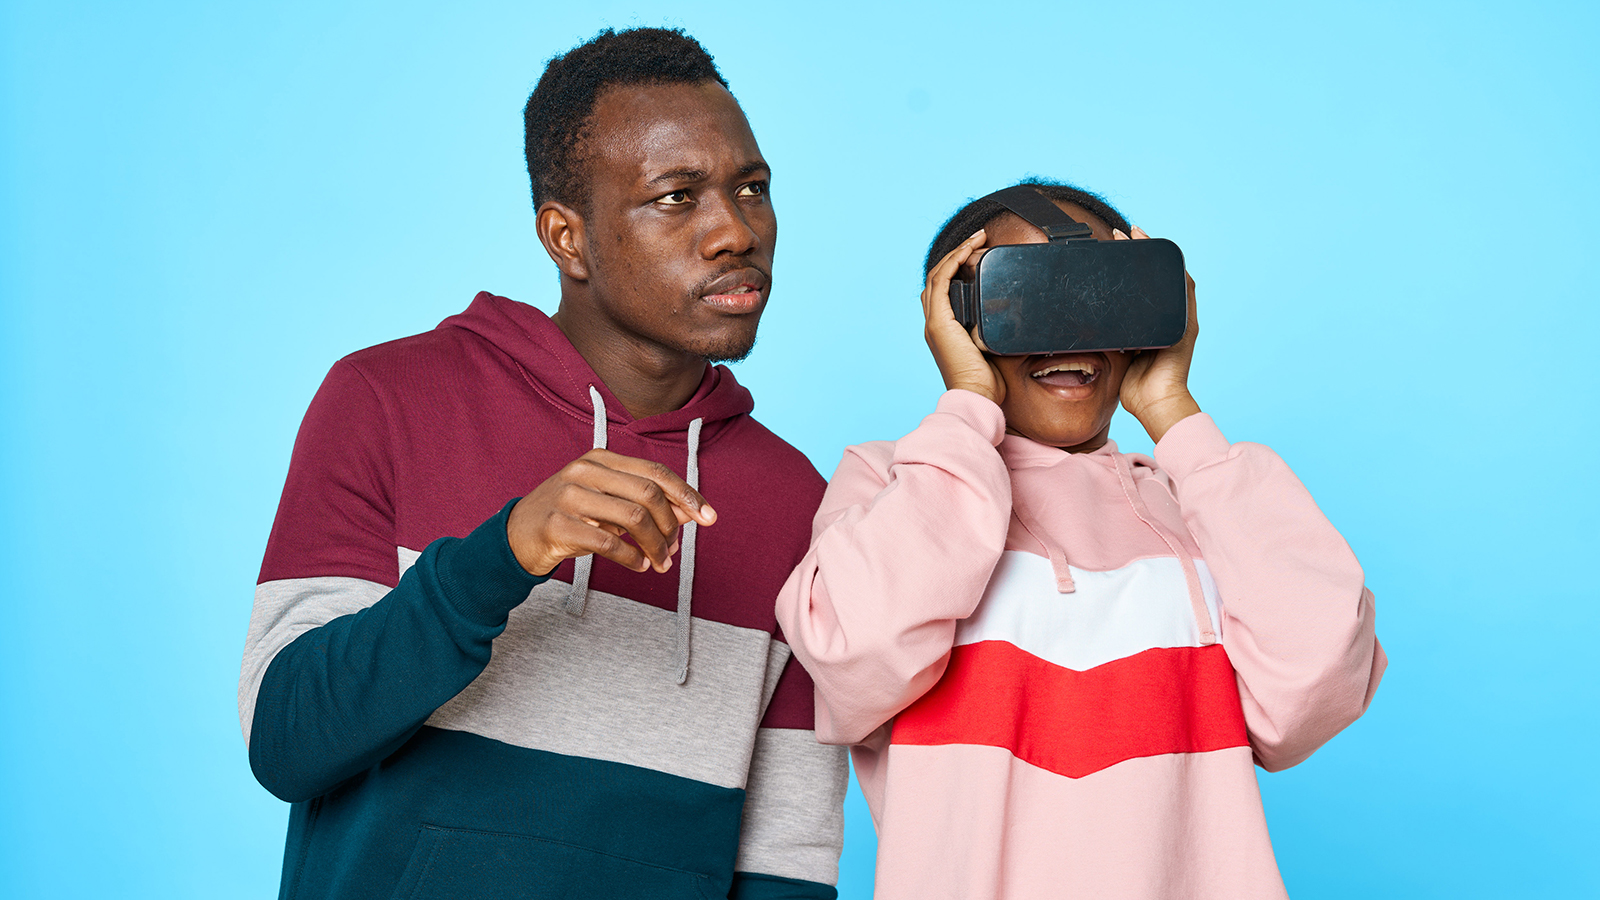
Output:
top-left (240, 291), bottom-right (846, 900)
top-left (776, 390), bottom-right (1385, 899)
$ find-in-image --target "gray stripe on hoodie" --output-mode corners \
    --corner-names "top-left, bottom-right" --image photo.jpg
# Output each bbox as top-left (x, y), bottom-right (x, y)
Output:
top-left (239, 575), bottom-right (389, 745)
top-left (424, 577), bottom-right (785, 790)
top-left (736, 727), bottom-right (848, 885)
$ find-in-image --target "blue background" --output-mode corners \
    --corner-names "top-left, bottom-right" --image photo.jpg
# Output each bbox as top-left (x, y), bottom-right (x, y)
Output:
top-left (2, 1), bottom-right (1595, 896)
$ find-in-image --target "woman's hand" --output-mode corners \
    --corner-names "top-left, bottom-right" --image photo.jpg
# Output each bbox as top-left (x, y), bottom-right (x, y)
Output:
top-left (922, 230), bottom-right (1005, 405)
top-left (1117, 226), bottom-right (1201, 443)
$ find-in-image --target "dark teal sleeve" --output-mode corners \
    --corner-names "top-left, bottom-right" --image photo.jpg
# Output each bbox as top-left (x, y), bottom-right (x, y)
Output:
top-left (249, 499), bottom-right (546, 802)
top-left (730, 872), bottom-right (838, 900)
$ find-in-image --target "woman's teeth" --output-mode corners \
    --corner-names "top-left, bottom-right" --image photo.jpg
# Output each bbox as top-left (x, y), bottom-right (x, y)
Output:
top-left (1031, 362), bottom-right (1099, 384)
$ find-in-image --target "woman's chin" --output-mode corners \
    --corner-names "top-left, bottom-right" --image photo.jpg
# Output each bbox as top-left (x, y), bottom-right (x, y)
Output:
top-left (1004, 421), bottom-right (1113, 453)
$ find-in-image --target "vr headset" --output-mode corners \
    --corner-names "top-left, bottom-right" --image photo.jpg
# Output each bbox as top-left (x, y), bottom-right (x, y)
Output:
top-left (947, 186), bottom-right (1188, 356)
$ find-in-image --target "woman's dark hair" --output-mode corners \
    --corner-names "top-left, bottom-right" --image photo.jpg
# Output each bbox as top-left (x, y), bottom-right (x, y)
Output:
top-left (524, 28), bottom-right (728, 211)
top-left (924, 180), bottom-right (1132, 277)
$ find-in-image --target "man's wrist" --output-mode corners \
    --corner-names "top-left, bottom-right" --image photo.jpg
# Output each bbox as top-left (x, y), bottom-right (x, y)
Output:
top-left (505, 496), bottom-right (559, 576)
top-left (433, 498), bottom-right (549, 627)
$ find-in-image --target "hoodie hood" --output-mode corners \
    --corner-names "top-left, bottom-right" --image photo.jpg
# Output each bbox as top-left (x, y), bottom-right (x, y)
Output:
top-left (440, 292), bottom-right (755, 441)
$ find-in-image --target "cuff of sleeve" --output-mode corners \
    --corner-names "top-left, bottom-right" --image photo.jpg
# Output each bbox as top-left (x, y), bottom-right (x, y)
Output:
top-left (430, 498), bottom-right (549, 627)
top-left (891, 390), bottom-right (1007, 468)
top-left (936, 390), bottom-right (1008, 445)
top-left (1152, 412), bottom-right (1230, 485)
top-left (731, 872), bottom-right (837, 900)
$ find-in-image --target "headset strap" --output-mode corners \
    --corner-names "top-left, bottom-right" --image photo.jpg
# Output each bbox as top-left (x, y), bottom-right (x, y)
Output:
top-left (981, 185), bottom-right (1094, 241)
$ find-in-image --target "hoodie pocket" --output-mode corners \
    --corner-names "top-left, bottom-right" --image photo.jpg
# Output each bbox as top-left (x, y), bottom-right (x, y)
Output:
top-left (390, 824), bottom-right (712, 900)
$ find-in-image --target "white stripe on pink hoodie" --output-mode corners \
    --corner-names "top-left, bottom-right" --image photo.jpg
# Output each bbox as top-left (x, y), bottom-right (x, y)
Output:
top-left (776, 390), bottom-right (1385, 899)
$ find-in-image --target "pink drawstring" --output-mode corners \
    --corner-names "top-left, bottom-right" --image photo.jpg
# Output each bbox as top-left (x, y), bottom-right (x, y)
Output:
top-left (1112, 454), bottom-right (1217, 645)
top-left (1010, 501), bottom-right (1075, 593)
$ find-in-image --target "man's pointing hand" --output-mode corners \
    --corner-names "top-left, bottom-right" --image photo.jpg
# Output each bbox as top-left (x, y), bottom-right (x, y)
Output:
top-left (507, 449), bottom-right (717, 576)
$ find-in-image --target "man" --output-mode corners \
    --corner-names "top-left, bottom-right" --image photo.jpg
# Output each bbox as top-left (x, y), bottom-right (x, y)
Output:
top-left (239, 27), bottom-right (846, 900)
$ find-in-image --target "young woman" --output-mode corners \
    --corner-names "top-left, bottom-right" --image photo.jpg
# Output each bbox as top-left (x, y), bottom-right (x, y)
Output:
top-left (776, 181), bottom-right (1386, 899)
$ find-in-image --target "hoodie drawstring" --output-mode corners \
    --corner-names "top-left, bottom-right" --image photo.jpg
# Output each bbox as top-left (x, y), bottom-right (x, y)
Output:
top-left (1010, 500), bottom-right (1075, 593)
top-left (1112, 454), bottom-right (1217, 645)
top-left (563, 386), bottom-right (608, 617)
top-left (563, 384), bottom-right (703, 684)
top-left (672, 417), bottom-right (703, 685)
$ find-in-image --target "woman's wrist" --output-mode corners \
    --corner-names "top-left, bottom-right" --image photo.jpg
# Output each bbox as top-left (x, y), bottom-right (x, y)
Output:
top-left (1137, 392), bottom-right (1201, 444)
top-left (949, 382), bottom-right (1001, 404)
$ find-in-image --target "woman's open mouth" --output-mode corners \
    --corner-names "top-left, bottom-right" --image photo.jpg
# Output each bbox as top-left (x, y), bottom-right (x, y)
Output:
top-left (1028, 354), bottom-right (1104, 389)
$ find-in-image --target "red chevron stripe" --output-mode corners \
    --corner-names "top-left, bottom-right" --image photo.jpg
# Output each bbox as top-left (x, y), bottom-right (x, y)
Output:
top-left (891, 642), bottom-right (1248, 778)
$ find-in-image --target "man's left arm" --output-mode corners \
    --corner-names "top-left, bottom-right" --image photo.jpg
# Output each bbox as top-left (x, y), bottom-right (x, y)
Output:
top-left (731, 652), bottom-right (847, 900)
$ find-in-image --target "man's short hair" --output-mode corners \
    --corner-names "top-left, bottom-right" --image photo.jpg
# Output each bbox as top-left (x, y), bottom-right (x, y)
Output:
top-left (524, 27), bottom-right (728, 212)
top-left (924, 180), bottom-right (1133, 277)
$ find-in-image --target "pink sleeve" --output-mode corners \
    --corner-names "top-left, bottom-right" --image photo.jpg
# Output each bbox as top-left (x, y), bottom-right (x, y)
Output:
top-left (775, 391), bottom-right (1013, 745)
top-left (1155, 413), bottom-right (1387, 772)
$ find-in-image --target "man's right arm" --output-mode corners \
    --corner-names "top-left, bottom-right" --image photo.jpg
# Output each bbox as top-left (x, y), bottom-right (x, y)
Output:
top-left (246, 500), bottom-right (544, 801)
top-left (239, 361), bottom-right (547, 802)
top-left (240, 360), bottom-right (715, 803)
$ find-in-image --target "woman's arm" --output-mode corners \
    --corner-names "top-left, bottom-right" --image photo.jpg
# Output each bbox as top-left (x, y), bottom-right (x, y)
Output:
top-left (1117, 226), bottom-right (1384, 769)
top-left (775, 392), bottom-right (1013, 745)
top-left (776, 231), bottom-right (1015, 745)
top-left (1158, 415), bottom-right (1386, 771)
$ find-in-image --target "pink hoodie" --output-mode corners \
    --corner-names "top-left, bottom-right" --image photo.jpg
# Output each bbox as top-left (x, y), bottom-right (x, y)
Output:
top-left (776, 390), bottom-right (1385, 899)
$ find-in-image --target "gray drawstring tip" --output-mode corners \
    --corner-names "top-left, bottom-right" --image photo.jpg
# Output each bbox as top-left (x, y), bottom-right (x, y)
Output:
top-left (566, 552), bottom-right (594, 617)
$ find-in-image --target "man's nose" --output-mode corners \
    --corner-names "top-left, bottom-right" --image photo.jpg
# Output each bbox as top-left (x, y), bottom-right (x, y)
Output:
top-left (698, 195), bottom-right (761, 259)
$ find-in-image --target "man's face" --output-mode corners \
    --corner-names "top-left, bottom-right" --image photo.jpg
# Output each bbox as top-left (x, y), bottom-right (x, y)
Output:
top-left (978, 202), bottom-right (1134, 452)
top-left (571, 80), bottom-right (775, 363)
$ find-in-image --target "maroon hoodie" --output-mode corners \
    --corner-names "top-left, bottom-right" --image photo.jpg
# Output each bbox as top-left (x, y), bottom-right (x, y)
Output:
top-left (241, 292), bottom-right (845, 899)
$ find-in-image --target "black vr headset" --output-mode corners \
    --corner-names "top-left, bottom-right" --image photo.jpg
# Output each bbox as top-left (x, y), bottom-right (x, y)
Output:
top-left (948, 186), bottom-right (1188, 356)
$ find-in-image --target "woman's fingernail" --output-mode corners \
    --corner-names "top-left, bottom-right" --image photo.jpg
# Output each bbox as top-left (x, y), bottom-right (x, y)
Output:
top-left (1113, 229), bottom-right (1128, 239)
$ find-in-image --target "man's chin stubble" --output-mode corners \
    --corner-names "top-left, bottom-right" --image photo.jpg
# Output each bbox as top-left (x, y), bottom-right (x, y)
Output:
top-left (702, 334), bottom-right (757, 364)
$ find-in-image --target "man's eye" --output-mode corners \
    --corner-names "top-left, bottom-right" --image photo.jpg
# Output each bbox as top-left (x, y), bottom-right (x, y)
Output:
top-left (737, 181), bottom-right (767, 198)
top-left (659, 190), bottom-right (691, 205)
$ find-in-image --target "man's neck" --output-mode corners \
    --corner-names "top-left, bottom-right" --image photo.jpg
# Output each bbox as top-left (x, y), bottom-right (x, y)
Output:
top-left (551, 309), bottom-right (706, 420)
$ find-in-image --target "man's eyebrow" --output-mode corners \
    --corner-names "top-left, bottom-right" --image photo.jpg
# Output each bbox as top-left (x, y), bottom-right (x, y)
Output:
top-left (643, 162), bottom-right (770, 189)
top-left (644, 168), bottom-right (708, 188)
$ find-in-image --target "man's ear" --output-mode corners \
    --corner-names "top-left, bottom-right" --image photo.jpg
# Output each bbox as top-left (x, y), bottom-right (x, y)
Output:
top-left (536, 200), bottom-right (589, 281)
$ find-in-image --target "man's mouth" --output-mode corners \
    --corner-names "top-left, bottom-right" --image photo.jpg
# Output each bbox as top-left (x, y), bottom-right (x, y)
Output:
top-left (1029, 354), bottom-right (1103, 388)
top-left (702, 284), bottom-right (761, 311)
top-left (699, 269), bottom-right (768, 313)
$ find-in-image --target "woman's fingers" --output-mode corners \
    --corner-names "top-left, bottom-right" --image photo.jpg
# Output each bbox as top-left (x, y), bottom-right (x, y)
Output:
top-left (919, 228), bottom-right (1003, 402)
top-left (922, 229), bottom-right (987, 319)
